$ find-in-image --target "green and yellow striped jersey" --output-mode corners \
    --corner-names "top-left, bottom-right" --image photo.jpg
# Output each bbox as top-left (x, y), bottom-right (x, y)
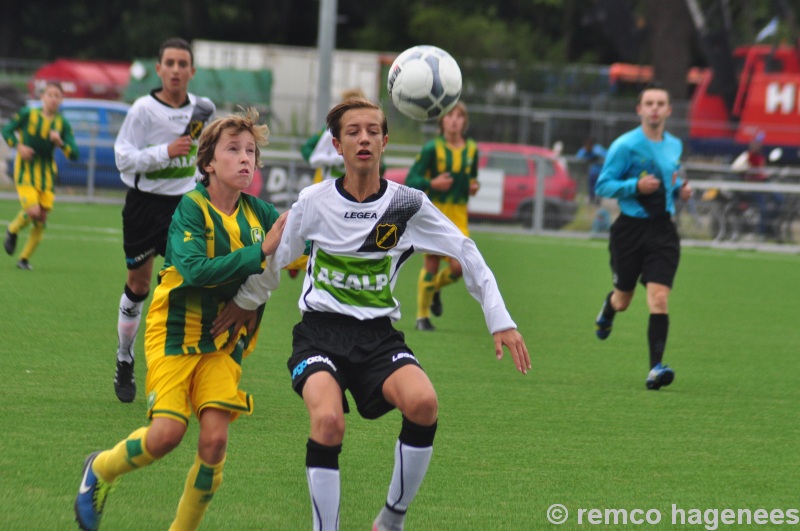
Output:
top-left (144, 184), bottom-right (280, 359)
top-left (405, 136), bottom-right (478, 205)
top-left (1, 106), bottom-right (79, 191)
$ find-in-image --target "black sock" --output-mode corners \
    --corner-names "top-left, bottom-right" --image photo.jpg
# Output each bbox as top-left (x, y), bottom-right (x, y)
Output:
top-left (601, 291), bottom-right (616, 319)
top-left (648, 313), bottom-right (669, 368)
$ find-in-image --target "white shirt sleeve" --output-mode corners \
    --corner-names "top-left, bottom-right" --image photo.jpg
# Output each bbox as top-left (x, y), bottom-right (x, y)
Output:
top-left (308, 130), bottom-right (344, 168)
top-left (407, 197), bottom-right (517, 334)
top-left (231, 196), bottom-right (308, 310)
top-left (232, 256), bottom-right (282, 311)
top-left (114, 103), bottom-right (170, 174)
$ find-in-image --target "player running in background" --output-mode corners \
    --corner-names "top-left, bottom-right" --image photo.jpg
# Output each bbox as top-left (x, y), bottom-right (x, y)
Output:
top-left (215, 97), bottom-right (529, 531)
top-left (74, 109), bottom-right (286, 531)
top-left (404, 102), bottom-right (479, 331)
top-left (2, 81), bottom-right (79, 270)
top-left (593, 84), bottom-right (692, 390)
top-left (112, 37), bottom-right (216, 403)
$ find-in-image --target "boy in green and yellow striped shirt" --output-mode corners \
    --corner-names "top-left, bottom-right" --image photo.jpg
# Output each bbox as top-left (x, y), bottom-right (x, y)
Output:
top-left (74, 108), bottom-right (287, 531)
top-left (2, 82), bottom-right (79, 270)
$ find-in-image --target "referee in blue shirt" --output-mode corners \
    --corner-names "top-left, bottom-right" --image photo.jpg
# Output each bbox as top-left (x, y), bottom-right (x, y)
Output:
top-left (593, 83), bottom-right (693, 390)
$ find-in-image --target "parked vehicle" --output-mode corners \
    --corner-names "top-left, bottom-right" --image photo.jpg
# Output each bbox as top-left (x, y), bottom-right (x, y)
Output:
top-left (384, 141), bottom-right (578, 229)
top-left (6, 99), bottom-right (130, 189)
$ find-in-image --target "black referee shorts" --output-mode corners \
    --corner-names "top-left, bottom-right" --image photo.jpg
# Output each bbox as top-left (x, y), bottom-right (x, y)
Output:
top-left (122, 188), bottom-right (183, 270)
top-left (288, 311), bottom-right (422, 420)
top-left (608, 214), bottom-right (680, 291)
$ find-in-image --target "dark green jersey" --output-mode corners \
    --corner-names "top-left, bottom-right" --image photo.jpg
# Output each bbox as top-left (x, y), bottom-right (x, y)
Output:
top-left (144, 184), bottom-right (280, 358)
top-left (1, 106), bottom-right (79, 191)
top-left (405, 136), bottom-right (478, 205)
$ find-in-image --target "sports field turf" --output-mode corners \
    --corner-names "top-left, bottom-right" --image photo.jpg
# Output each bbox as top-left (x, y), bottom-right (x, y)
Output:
top-left (1, 198), bottom-right (798, 530)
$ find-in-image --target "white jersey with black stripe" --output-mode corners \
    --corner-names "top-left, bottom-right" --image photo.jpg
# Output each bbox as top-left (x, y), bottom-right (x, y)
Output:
top-left (236, 178), bottom-right (517, 334)
top-left (115, 91), bottom-right (216, 195)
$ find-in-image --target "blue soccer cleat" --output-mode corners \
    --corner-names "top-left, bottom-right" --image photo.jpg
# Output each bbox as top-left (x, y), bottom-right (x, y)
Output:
top-left (595, 296), bottom-right (615, 340)
top-left (595, 315), bottom-right (613, 340)
top-left (646, 363), bottom-right (675, 390)
top-left (75, 452), bottom-right (116, 531)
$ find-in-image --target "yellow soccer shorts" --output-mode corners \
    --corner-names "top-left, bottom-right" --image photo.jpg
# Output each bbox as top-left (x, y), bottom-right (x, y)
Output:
top-left (17, 184), bottom-right (55, 211)
top-left (145, 350), bottom-right (253, 426)
top-left (432, 201), bottom-right (469, 237)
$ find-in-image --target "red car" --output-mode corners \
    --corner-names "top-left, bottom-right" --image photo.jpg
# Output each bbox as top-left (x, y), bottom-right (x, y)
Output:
top-left (384, 142), bottom-right (578, 229)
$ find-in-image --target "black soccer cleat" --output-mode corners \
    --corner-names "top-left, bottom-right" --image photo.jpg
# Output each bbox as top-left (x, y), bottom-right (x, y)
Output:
top-left (430, 291), bottom-right (443, 317)
top-left (4, 229), bottom-right (17, 255)
top-left (16, 258), bottom-right (32, 270)
top-left (646, 363), bottom-right (675, 390)
top-left (416, 318), bottom-right (435, 331)
top-left (114, 359), bottom-right (136, 402)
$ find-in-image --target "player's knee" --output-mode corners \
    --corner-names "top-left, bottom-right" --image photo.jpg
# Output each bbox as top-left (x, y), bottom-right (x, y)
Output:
top-left (311, 410), bottom-right (345, 445)
top-left (401, 391), bottom-right (439, 426)
top-left (198, 431), bottom-right (229, 463)
top-left (648, 291), bottom-right (669, 312)
top-left (126, 275), bottom-right (151, 295)
top-left (146, 422), bottom-right (186, 457)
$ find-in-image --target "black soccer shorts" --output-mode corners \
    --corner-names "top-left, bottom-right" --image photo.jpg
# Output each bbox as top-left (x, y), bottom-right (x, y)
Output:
top-left (608, 214), bottom-right (680, 291)
top-left (287, 311), bottom-right (422, 420)
top-left (122, 188), bottom-right (183, 270)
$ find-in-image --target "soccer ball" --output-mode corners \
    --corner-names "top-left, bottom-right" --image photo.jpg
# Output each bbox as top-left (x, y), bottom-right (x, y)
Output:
top-left (387, 45), bottom-right (462, 121)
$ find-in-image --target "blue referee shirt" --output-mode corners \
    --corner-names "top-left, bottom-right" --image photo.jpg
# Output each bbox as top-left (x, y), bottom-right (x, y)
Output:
top-left (595, 126), bottom-right (684, 219)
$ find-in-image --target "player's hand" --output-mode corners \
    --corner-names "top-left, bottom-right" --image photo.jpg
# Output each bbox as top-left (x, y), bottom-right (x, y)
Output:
top-left (680, 181), bottom-right (693, 201)
top-left (637, 174), bottom-right (660, 195)
top-left (469, 179), bottom-right (480, 196)
top-left (261, 211), bottom-right (288, 257)
top-left (493, 328), bottom-right (530, 375)
top-left (212, 300), bottom-right (257, 346)
top-left (18, 144), bottom-right (35, 161)
top-left (49, 130), bottom-right (64, 147)
top-left (167, 135), bottom-right (193, 158)
top-left (430, 172), bottom-right (453, 192)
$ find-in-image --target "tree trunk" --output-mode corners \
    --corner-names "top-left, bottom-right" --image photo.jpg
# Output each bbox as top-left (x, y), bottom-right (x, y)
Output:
top-left (648, 0), bottom-right (695, 101)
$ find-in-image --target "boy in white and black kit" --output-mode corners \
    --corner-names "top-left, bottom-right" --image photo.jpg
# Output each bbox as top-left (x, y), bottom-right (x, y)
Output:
top-left (214, 97), bottom-right (530, 531)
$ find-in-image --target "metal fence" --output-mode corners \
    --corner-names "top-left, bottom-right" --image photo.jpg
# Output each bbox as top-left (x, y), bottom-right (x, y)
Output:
top-left (3, 105), bottom-right (800, 250)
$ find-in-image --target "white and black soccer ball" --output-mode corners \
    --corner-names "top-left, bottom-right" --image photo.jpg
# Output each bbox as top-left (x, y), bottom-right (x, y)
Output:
top-left (387, 45), bottom-right (462, 121)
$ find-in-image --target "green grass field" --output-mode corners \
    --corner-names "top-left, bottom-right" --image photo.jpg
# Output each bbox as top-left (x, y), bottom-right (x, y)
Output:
top-left (1, 198), bottom-right (799, 530)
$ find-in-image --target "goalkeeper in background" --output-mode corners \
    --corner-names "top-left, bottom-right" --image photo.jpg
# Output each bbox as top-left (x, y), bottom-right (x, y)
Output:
top-left (405, 101), bottom-right (479, 331)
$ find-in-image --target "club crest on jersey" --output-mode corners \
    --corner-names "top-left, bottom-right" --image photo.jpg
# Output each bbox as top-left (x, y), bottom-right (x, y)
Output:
top-left (375, 223), bottom-right (398, 250)
top-left (187, 120), bottom-right (204, 139)
top-left (251, 227), bottom-right (264, 243)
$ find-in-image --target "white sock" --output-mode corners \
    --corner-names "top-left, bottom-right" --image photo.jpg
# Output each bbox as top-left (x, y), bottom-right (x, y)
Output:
top-left (117, 292), bottom-right (144, 363)
top-left (307, 467), bottom-right (340, 531)
top-left (385, 441), bottom-right (433, 514)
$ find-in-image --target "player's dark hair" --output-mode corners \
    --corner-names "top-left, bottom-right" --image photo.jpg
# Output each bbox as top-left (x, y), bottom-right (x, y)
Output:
top-left (438, 101), bottom-right (469, 135)
top-left (159, 37), bottom-right (194, 66)
top-left (326, 97), bottom-right (388, 140)
top-left (196, 107), bottom-right (269, 186)
top-left (637, 82), bottom-right (670, 104)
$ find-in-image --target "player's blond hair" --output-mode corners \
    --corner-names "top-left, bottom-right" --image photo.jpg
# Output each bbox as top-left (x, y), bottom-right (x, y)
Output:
top-left (196, 107), bottom-right (269, 186)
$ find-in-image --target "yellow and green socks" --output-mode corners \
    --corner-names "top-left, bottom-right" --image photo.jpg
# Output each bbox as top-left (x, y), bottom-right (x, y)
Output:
top-left (169, 454), bottom-right (225, 531)
top-left (19, 222), bottom-right (44, 261)
top-left (92, 427), bottom-right (157, 483)
top-left (7, 210), bottom-right (30, 235)
top-left (417, 268), bottom-right (436, 319)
